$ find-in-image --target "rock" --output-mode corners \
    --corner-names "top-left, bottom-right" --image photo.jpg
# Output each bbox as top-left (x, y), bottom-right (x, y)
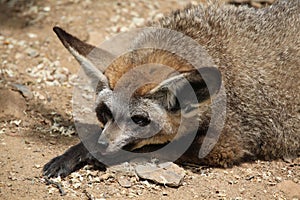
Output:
top-left (11, 83), bottom-right (33, 100)
top-left (135, 162), bottom-right (185, 187)
top-left (0, 89), bottom-right (27, 120)
top-left (27, 33), bottom-right (37, 38)
top-left (120, 27), bottom-right (128, 32)
top-left (14, 53), bottom-right (24, 60)
top-left (117, 176), bottom-right (132, 188)
top-left (34, 164), bottom-right (41, 169)
top-left (132, 17), bottom-right (145, 26)
top-left (100, 173), bottom-right (114, 181)
top-left (25, 47), bottom-right (39, 58)
top-left (53, 73), bottom-right (67, 83)
top-left (277, 180), bottom-right (300, 199)
top-left (43, 6), bottom-right (51, 12)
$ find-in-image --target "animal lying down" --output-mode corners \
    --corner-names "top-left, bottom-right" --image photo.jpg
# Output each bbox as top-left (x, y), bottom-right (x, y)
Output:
top-left (43, 0), bottom-right (300, 178)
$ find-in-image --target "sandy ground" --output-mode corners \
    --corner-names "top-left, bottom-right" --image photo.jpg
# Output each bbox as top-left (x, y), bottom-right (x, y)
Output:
top-left (0, 0), bottom-right (299, 199)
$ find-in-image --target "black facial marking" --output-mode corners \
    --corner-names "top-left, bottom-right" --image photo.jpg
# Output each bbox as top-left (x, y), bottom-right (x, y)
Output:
top-left (95, 102), bottom-right (113, 124)
top-left (131, 115), bottom-right (151, 126)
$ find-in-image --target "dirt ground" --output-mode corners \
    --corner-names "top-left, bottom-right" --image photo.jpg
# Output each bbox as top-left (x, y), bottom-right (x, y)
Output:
top-left (0, 0), bottom-right (299, 199)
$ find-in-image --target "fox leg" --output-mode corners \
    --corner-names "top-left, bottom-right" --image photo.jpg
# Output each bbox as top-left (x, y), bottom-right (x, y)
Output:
top-left (43, 124), bottom-right (106, 178)
top-left (43, 141), bottom-right (106, 178)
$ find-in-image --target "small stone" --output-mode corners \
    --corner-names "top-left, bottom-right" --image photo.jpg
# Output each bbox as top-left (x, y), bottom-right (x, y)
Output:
top-left (11, 119), bottom-right (22, 126)
top-left (135, 162), bottom-right (185, 187)
top-left (87, 170), bottom-right (98, 177)
top-left (27, 33), bottom-right (37, 38)
top-left (233, 197), bottom-right (242, 200)
top-left (11, 83), bottom-right (33, 100)
top-left (38, 94), bottom-right (45, 100)
top-left (267, 182), bottom-right (277, 186)
top-left (54, 73), bottom-right (67, 82)
top-left (8, 44), bottom-right (14, 49)
top-left (141, 180), bottom-right (151, 188)
top-left (34, 164), bottom-right (41, 169)
top-left (239, 187), bottom-right (246, 194)
top-left (120, 27), bottom-right (128, 32)
top-left (117, 176), bottom-right (132, 188)
top-left (49, 140), bottom-right (56, 145)
top-left (100, 173), bottom-right (114, 181)
top-left (111, 26), bottom-right (119, 33)
top-left (26, 47), bottom-right (39, 58)
top-left (43, 6), bottom-right (51, 12)
top-left (132, 17), bottom-right (145, 26)
top-left (217, 193), bottom-right (227, 197)
top-left (275, 176), bottom-right (282, 182)
top-left (73, 182), bottom-right (81, 189)
top-left (15, 53), bottom-right (24, 60)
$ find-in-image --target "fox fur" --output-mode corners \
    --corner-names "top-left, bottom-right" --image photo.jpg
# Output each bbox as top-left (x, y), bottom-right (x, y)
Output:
top-left (43, 0), bottom-right (300, 178)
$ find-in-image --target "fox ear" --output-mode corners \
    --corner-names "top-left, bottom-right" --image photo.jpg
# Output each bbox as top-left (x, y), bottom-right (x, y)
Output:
top-left (148, 67), bottom-right (222, 111)
top-left (53, 26), bottom-right (114, 91)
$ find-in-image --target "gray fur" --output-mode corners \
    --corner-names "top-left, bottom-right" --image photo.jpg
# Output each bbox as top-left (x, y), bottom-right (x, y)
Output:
top-left (51, 0), bottom-right (300, 169)
top-left (150, 0), bottom-right (300, 161)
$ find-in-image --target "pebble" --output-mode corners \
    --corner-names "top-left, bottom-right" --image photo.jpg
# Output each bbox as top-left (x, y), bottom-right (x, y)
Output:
top-left (87, 170), bottom-right (99, 177)
top-left (132, 17), bottom-right (145, 26)
top-left (26, 58), bottom-right (71, 86)
top-left (38, 94), bottom-right (45, 100)
top-left (135, 162), bottom-right (185, 187)
top-left (43, 6), bottom-right (51, 12)
top-left (11, 83), bottom-right (33, 100)
top-left (117, 176), bottom-right (132, 188)
top-left (100, 173), bottom-right (114, 181)
top-left (73, 182), bottom-right (81, 189)
top-left (14, 53), bottom-right (24, 60)
top-left (54, 73), bottom-right (67, 82)
top-left (25, 47), bottom-right (39, 58)
top-left (34, 164), bottom-right (41, 169)
top-left (27, 33), bottom-right (37, 38)
top-left (275, 176), bottom-right (282, 182)
top-left (120, 27), bottom-right (129, 32)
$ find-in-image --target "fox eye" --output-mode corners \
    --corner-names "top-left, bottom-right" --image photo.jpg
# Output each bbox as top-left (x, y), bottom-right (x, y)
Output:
top-left (131, 115), bottom-right (151, 126)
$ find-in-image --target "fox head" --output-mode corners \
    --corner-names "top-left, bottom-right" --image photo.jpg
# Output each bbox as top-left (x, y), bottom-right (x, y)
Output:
top-left (53, 27), bottom-right (222, 155)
